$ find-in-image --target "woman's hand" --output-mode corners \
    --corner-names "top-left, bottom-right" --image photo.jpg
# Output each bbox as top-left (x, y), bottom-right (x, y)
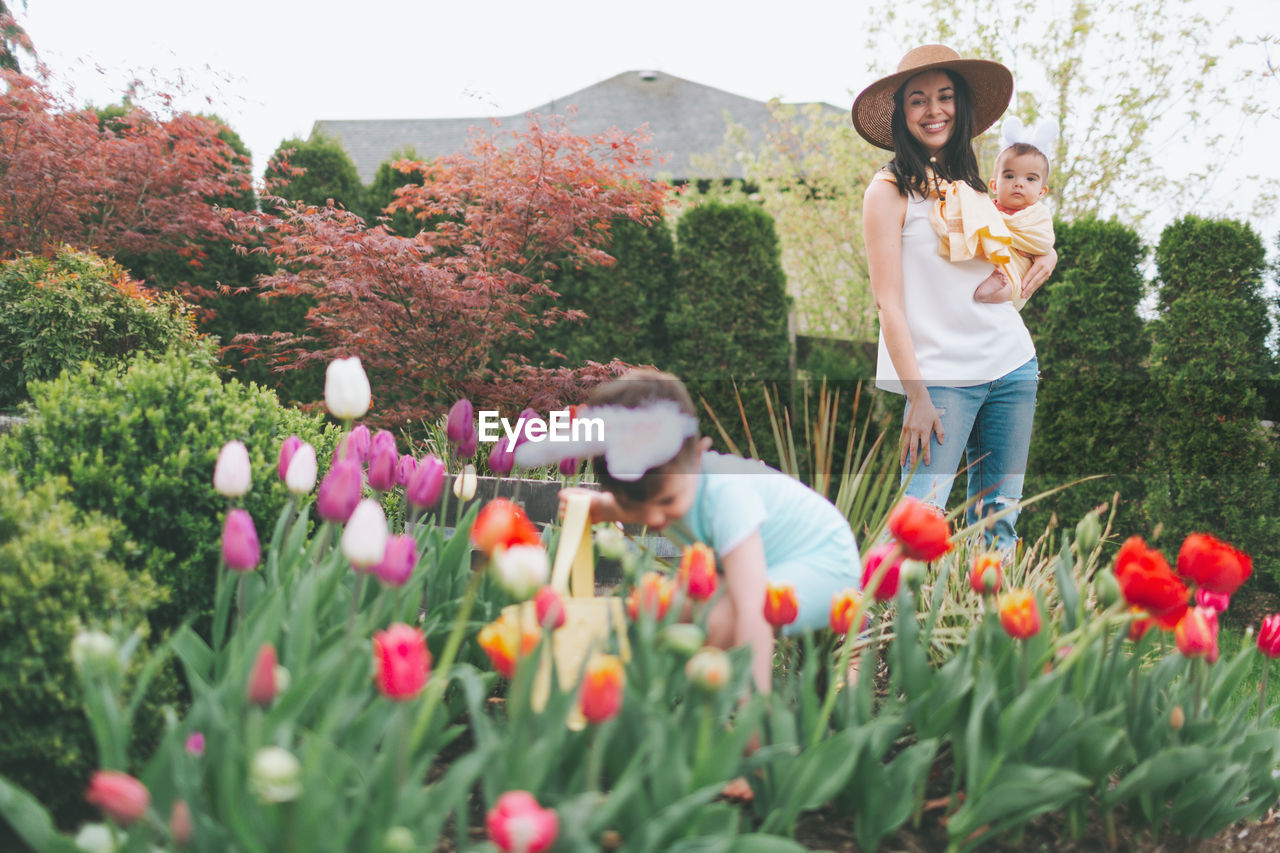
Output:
top-left (1021, 246), bottom-right (1058, 298)
top-left (557, 486), bottom-right (617, 525)
top-left (901, 392), bottom-right (944, 468)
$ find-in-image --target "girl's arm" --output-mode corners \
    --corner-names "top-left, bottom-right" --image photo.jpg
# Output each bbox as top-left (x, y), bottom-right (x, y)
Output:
top-left (863, 179), bottom-right (944, 467)
top-left (720, 531), bottom-right (774, 695)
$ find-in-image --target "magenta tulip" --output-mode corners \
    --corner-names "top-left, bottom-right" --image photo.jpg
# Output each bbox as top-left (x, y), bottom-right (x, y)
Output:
top-left (395, 454), bottom-right (417, 487)
top-left (222, 509), bottom-right (261, 572)
top-left (277, 435), bottom-right (302, 482)
top-left (407, 455), bottom-right (445, 509)
top-left (374, 535), bottom-right (419, 586)
top-left (488, 440), bottom-right (515, 476)
top-left (367, 434), bottom-right (398, 492)
top-left (446, 399), bottom-right (475, 445)
top-left (558, 456), bottom-right (579, 477)
top-left (317, 459), bottom-right (363, 523)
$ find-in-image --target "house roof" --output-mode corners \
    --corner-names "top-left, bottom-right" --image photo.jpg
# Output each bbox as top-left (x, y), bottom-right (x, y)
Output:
top-left (313, 70), bottom-right (845, 183)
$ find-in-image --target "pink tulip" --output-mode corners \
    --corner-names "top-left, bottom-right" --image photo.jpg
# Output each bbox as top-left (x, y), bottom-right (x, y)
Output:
top-left (407, 455), bottom-right (445, 509)
top-left (1194, 587), bottom-right (1230, 614)
top-left (456, 427), bottom-right (478, 460)
top-left (1175, 606), bottom-right (1217, 660)
top-left (533, 586), bottom-right (566, 630)
top-left (85, 770), bottom-right (149, 826)
top-left (489, 440), bottom-right (515, 476)
top-left (557, 456), bottom-right (579, 477)
top-left (486, 790), bottom-right (558, 853)
top-left (277, 435), bottom-right (302, 482)
top-left (317, 459), bottom-right (363, 523)
top-left (446, 399), bottom-right (475, 445)
top-left (222, 509), bottom-right (261, 572)
top-left (247, 643), bottom-right (277, 707)
top-left (1258, 614), bottom-right (1280, 658)
top-left (185, 732), bottom-right (205, 756)
top-left (374, 535), bottom-right (419, 587)
top-left (367, 432), bottom-right (399, 492)
top-left (170, 799), bottom-right (193, 847)
top-left (395, 454), bottom-right (417, 487)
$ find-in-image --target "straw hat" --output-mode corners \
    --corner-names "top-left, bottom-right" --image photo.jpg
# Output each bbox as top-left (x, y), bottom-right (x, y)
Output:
top-left (851, 44), bottom-right (1013, 151)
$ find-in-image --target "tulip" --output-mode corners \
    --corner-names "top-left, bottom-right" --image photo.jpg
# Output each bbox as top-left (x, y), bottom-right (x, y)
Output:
top-left (1259, 614), bottom-right (1280, 658)
top-left (579, 653), bottom-right (625, 723)
top-left (492, 544), bottom-right (550, 600)
top-left (456, 429), bottom-right (479, 460)
top-left (250, 746), bottom-right (302, 803)
top-left (1127, 607), bottom-right (1155, 642)
top-left (594, 524), bottom-right (628, 560)
top-left (763, 582), bottom-right (799, 628)
top-left (472, 498), bottom-right (542, 556)
top-left (247, 643), bottom-right (277, 707)
top-left (488, 439), bottom-right (516, 476)
top-left (887, 497), bottom-right (952, 561)
top-left (316, 459), bottom-right (363, 523)
top-left (969, 551), bottom-right (1003, 596)
top-left (558, 456), bottom-right (580, 477)
top-left (659, 623), bottom-right (705, 657)
top-left (1175, 606), bottom-right (1216, 659)
top-left (185, 732), bottom-right (205, 757)
top-left (686, 647), bottom-right (731, 692)
top-left (453, 463), bottom-right (478, 500)
top-left (383, 827), bottom-right (416, 853)
top-left (829, 588), bottom-right (862, 635)
top-left (998, 589), bottom-right (1041, 639)
top-left (73, 824), bottom-right (116, 853)
top-left (1176, 533), bottom-right (1252, 597)
top-left (213, 440), bottom-right (251, 498)
top-left (1169, 704), bottom-right (1186, 730)
top-left (85, 770), bottom-right (149, 826)
top-left (446, 398), bottom-right (475, 445)
top-left (367, 431), bottom-right (399, 492)
top-left (277, 435), bottom-right (302, 482)
top-left (626, 571), bottom-right (676, 621)
top-left (1094, 569), bottom-right (1122, 609)
top-left (71, 630), bottom-right (119, 678)
top-left (222, 509), bottom-right (261, 572)
top-left (862, 542), bottom-right (903, 602)
top-left (373, 623), bottom-right (431, 700)
top-left (374, 534), bottom-right (418, 587)
top-left (408, 455), bottom-right (446, 508)
top-left (324, 356), bottom-right (371, 419)
top-left (348, 424), bottom-right (373, 462)
top-left (477, 611), bottom-right (541, 678)
top-left (170, 799), bottom-right (193, 847)
top-left (1195, 587), bottom-right (1230, 614)
top-left (395, 453), bottom-right (417, 487)
top-left (678, 542), bottom-right (717, 601)
top-left (486, 791), bottom-right (559, 853)
top-left (342, 499), bottom-right (389, 571)
top-left (284, 442), bottom-right (317, 494)
top-left (534, 585), bottom-right (566, 630)
top-left (1114, 537), bottom-right (1189, 629)
top-left (1075, 510), bottom-right (1102, 554)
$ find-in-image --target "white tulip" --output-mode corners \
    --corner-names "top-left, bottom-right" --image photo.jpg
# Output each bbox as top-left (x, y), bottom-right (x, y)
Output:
top-left (324, 357), bottom-right (371, 420)
top-left (249, 746), bottom-right (302, 803)
top-left (284, 442), bottom-right (317, 494)
top-left (452, 463), bottom-right (477, 501)
top-left (213, 440), bottom-right (251, 498)
top-left (341, 499), bottom-right (389, 570)
top-left (492, 544), bottom-right (550, 600)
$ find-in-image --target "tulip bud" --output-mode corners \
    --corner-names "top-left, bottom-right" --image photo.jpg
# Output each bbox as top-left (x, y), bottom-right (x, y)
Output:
top-left (686, 647), bottom-right (731, 692)
top-left (170, 799), bottom-right (193, 847)
top-left (250, 746), bottom-right (302, 803)
top-left (316, 459), bottom-right (363, 523)
top-left (1258, 613), bottom-right (1280, 658)
top-left (407, 455), bottom-right (445, 509)
top-left (1075, 510), bottom-right (1102, 554)
top-left (558, 456), bottom-right (580, 477)
top-left (373, 623), bottom-right (431, 700)
top-left (829, 588), bottom-right (863, 635)
top-left (277, 435), bottom-right (302, 482)
top-left (580, 654), bottom-right (625, 723)
top-left (762, 582), bottom-right (799, 628)
top-left (678, 543), bottom-right (717, 601)
top-left (274, 665), bottom-right (290, 695)
top-left (342, 499), bottom-right (389, 571)
top-left (488, 440), bottom-right (515, 476)
top-left (284, 442), bottom-right (318, 494)
top-left (486, 791), bottom-right (559, 853)
top-left (324, 357), bottom-right (371, 420)
top-left (658, 623), bottom-right (705, 657)
top-left (247, 643), bottom-right (277, 707)
top-left (453, 463), bottom-right (477, 500)
top-left (85, 770), bottom-right (149, 826)
top-left (969, 552), bottom-right (1003, 596)
top-left (213, 440), bottom-right (251, 498)
top-left (1169, 704), bottom-right (1185, 730)
top-left (222, 508), bottom-right (261, 572)
top-left (346, 424), bottom-right (372, 464)
top-left (71, 629), bottom-right (119, 678)
top-left (367, 431), bottom-right (399, 492)
top-left (456, 428), bottom-right (479, 460)
top-left (533, 585), bottom-right (566, 630)
top-left (74, 824), bottom-right (116, 853)
top-left (445, 399), bottom-right (475, 445)
top-left (373, 534), bottom-right (418, 587)
top-left (900, 558), bottom-right (927, 591)
top-left (1175, 606), bottom-right (1216, 659)
top-left (395, 454), bottom-right (417, 487)
top-left (998, 589), bottom-right (1041, 639)
top-left (594, 524), bottom-right (628, 560)
top-left (383, 827), bottom-right (416, 853)
top-left (185, 732), bottom-right (205, 757)
top-left (491, 544), bottom-right (550, 600)
top-left (861, 542), bottom-right (903, 602)
top-left (1094, 569), bottom-right (1121, 608)
top-left (1195, 587), bottom-right (1230, 614)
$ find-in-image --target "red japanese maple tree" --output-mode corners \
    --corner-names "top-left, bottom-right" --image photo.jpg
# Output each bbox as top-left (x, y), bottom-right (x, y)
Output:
top-left (233, 115), bottom-right (669, 427)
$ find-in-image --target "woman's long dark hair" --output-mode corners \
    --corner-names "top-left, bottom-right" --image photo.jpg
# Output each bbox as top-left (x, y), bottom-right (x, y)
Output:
top-left (885, 70), bottom-right (984, 198)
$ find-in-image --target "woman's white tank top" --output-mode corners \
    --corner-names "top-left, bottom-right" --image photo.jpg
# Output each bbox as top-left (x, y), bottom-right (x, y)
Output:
top-left (875, 190), bottom-right (1036, 393)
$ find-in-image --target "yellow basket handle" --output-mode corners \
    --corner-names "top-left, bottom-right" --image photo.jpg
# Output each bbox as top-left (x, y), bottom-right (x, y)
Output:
top-left (551, 491), bottom-right (595, 599)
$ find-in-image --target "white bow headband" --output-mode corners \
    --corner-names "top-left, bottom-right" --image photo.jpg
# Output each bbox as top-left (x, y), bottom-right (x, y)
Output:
top-left (512, 401), bottom-right (699, 481)
top-left (999, 116), bottom-right (1058, 161)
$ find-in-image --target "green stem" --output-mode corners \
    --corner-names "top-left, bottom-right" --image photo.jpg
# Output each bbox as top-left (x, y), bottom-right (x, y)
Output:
top-left (1019, 640), bottom-right (1029, 694)
top-left (1260, 658), bottom-right (1270, 723)
top-left (408, 566), bottom-right (485, 752)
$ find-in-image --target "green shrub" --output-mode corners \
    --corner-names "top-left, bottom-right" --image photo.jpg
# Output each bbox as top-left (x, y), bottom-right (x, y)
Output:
top-left (0, 249), bottom-right (196, 411)
top-left (1022, 216), bottom-right (1151, 538)
top-left (265, 133), bottom-right (364, 213)
top-left (667, 201), bottom-right (792, 461)
top-left (0, 342), bottom-right (340, 637)
top-left (364, 147), bottom-right (429, 236)
top-left (0, 471), bottom-right (164, 834)
top-left (1144, 215), bottom-right (1280, 579)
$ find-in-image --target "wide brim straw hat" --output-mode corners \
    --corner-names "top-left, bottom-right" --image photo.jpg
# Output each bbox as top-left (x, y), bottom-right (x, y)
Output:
top-left (851, 44), bottom-right (1013, 151)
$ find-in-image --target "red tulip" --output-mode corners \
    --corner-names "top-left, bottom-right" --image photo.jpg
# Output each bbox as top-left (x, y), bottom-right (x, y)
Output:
top-left (247, 643), bottom-right (277, 707)
top-left (625, 572), bottom-right (675, 621)
top-left (763, 582), bottom-right (799, 628)
top-left (1177, 533), bottom-right (1252, 596)
top-left (1128, 607), bottom-right (1155, 642)
top-left (533, 586), bottom-right (566, 630)
top-left (477, 611), bottom-right (541, 678)
top-left (472, 498), bottom-right (541, 556)
top-left (221, 508), bottom-right (261, 572)
top-left (887, 497), bottom-right (953, 561)
top-left (677, 543), bottom-right (717, 601)
top-left (861, 542), bottom-right (903, 602)
top-left (969, 551), bottom-right (1004, 596)
top-left (85, 770), bottom-right (149, 826)
top-left (1258, 614), bottom-right (1280, 658)
top-left (999, 589), bottom-right (1041, 639)
top-left (579, 654), bottom-right (625, 723)
top-left (1174, 606), bottom-right (1216, 660)
top-left (486, 791), bottom-right (559, 853)
top-left (829, 588), bottom-right (862, 635)
top-left (373, 624), bottom-right (431, 700)
top-left (1114, 537), bottom-right (1189, 629)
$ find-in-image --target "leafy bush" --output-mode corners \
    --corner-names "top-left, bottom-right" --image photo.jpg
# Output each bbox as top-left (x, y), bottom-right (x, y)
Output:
top-left (1143, 216), bottom-right (1280, 578)
top-left (0, 248), bottom-right (195, 411)
top-left (0, 472), bottom-right (164, 835)
top-left (0, 342), bottom-right (339, 637)
top-left (265, 133), bottom-right (365, 212)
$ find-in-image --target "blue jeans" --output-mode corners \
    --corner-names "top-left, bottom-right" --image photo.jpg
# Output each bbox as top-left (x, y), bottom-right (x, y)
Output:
top-left (900, 357), bottom-right (1038, 550)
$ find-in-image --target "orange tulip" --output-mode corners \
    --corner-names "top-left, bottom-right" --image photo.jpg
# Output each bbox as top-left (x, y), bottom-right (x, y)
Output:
top-left (829, 587), bottom-right (863, 635)
top-left (477, 611), bottom-right (541, 679)
top-left (579, 654), bottom-right (625, 723)
top-left (471, 498), bottom-right (542, 557)
top-left (969, 552), bottom-right (1003, 596)
top-left (887, 497), bottom-right (953, 561)
top-left (998, 589), bottom-right (1041, 639)
top-left (626, 572), bottom-right (675, 621)
top-left (763, 582), bottom-right (799, 628)
top-left (678, 543), bottom-right (718, 601)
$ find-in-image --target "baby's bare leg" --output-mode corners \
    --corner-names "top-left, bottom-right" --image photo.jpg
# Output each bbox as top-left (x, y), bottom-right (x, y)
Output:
top-left (973, 268), bottom-right (1013, 303)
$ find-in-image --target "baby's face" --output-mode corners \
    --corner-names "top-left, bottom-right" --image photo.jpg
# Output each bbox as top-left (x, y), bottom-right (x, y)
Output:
top-left (614, 468), bottom-right (700, 531)
top-left (990, 150), bottom-right (1049, 210)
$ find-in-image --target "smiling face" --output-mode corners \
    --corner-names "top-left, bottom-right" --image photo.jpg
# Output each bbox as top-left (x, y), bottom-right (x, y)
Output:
top-left (900, 70), bottom-right (957, 156)
top-left (990, 148), bottom-right (1049, 211)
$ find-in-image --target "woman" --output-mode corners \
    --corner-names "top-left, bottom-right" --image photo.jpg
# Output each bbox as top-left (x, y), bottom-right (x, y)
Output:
top-left (854, 44), bottom-right (1056, 550)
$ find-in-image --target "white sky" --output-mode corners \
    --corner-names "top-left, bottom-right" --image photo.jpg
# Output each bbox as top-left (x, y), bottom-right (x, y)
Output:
top-left (13, 0), bottom-right (1280, 244)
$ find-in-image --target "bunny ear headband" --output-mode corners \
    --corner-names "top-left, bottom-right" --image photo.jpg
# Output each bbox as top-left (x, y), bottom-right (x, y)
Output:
top-left (513, 401), bottom-right (699, 481)
top-left (999, 116), bottom-right (1059, 158)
